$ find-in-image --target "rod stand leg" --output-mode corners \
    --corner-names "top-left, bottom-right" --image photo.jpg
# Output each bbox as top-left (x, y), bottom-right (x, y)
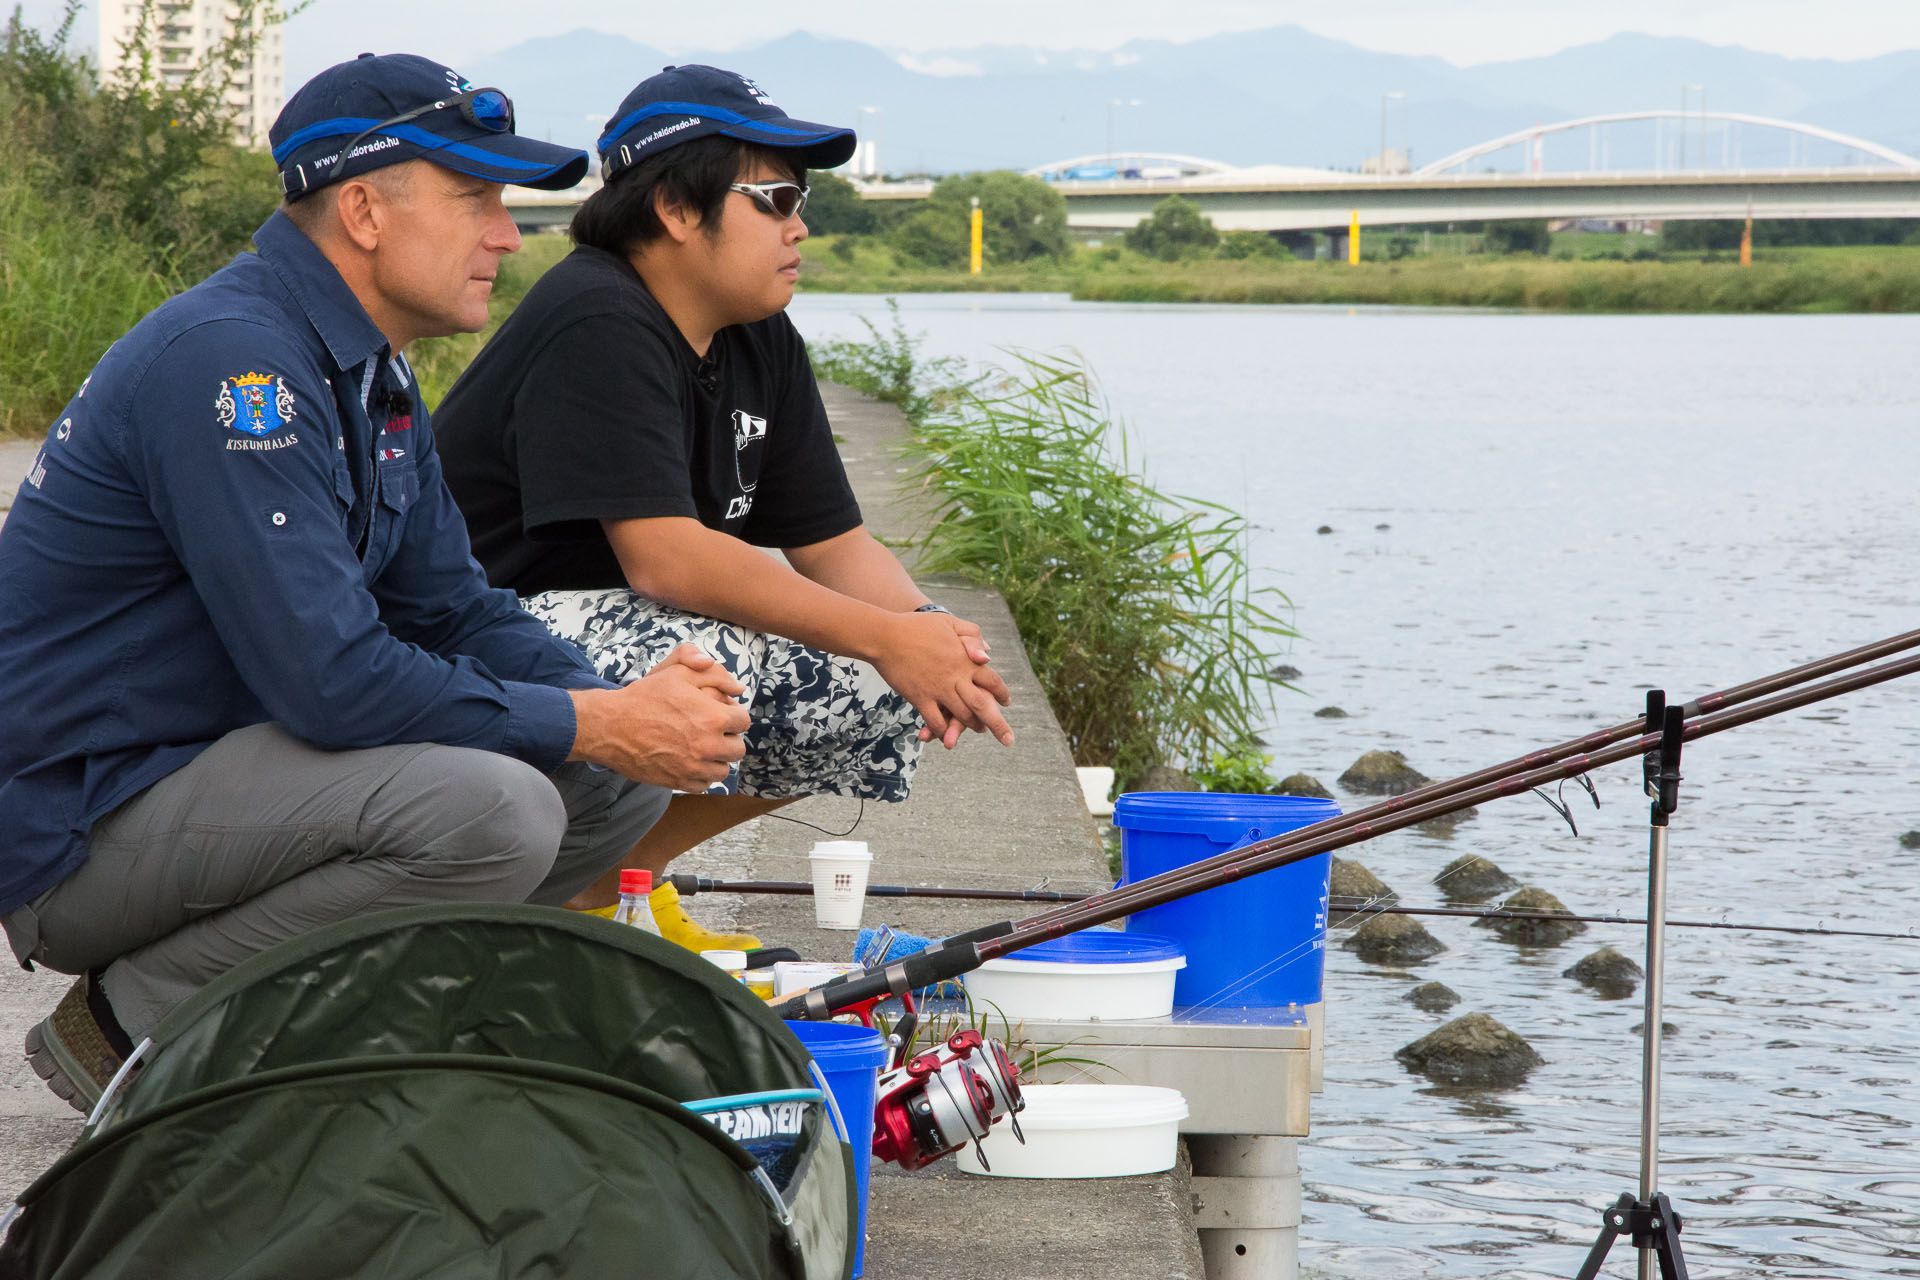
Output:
top-left (1574, 1191), bottom-right (1688, 1280)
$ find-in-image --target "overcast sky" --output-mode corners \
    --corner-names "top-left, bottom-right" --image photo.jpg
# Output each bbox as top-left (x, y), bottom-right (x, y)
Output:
top-left (21, 0), bottom-right (1920, 79)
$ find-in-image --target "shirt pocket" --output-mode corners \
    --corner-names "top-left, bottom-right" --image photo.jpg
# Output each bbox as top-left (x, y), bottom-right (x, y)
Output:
top-left (378, 462), bottom-right (419, 517)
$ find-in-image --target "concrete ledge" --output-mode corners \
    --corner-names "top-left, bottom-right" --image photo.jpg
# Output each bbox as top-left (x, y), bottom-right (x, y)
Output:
top-left (732, 386), bottom-right (1205, 1279)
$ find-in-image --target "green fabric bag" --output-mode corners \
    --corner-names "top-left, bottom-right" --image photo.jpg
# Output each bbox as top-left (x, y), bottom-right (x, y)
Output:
top-left (0, 905), bottom-right (857, 1280)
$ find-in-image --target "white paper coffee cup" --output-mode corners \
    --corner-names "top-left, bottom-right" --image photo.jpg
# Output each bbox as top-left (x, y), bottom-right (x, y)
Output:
top-left (809, 840), bottom-right (873, 929)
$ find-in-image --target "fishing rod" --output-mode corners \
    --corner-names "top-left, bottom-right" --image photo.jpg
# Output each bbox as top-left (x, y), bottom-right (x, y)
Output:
top-left (670, 874), bottom-right (1089, 904)
top-left (672, 876), bottom-right (1920, 942)
top-left (1023, 625), bottom-right (1920, 932)
top-left (775, 637), bottom-right (1920, 1020)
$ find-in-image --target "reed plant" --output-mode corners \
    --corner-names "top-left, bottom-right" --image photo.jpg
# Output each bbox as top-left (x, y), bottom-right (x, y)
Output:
top-left (827, 318), bottom-right (1295, 785)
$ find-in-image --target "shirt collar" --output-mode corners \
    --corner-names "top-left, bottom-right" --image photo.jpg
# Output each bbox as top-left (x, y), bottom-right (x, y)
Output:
top-left (253, 211), bottom-right (390, 373)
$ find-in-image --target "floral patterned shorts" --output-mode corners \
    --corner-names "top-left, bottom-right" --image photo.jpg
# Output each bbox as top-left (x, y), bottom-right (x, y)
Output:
top-left (522, 588), bottom-right (923, 802)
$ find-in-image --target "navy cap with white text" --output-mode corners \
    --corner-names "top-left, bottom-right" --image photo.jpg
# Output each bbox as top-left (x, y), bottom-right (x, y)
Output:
top-left (271, 53), bottom-right (588, 201)
top-left (597, 64), bottom-right (856, 181)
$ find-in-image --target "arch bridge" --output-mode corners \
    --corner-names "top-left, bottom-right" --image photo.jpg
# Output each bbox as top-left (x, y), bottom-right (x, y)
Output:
top-left (1416, 110), bottom-right (1920, 179)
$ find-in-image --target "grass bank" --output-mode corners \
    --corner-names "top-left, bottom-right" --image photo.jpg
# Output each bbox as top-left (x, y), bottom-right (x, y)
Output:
top-left (798, 237), bottom-right (1920, 313)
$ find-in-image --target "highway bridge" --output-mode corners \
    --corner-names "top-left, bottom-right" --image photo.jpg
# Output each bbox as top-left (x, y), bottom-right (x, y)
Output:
top-left (505, 111), bottom-right (1920, 234)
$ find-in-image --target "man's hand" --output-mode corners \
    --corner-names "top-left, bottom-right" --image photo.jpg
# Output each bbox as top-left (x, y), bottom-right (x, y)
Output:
top-left (568, 645), bottom-right (750, 790)
top-left (875, 612), bottom-right (1014, 749)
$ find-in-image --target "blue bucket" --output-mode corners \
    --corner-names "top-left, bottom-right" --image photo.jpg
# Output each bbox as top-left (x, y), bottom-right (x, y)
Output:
top-left (787, 1019), bottom-right (888, 1277)
top-left (1115, 792), bottom-right (1341, 1009)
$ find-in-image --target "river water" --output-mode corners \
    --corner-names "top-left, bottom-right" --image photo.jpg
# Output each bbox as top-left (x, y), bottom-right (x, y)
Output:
top-left (789, 293), bottom-right (1920, 1279)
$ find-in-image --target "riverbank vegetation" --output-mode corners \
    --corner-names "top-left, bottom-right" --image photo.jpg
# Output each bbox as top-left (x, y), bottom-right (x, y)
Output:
top-left (800, 171), bottom-right (1920, 314)
top-left (811, 308), bottom-right (1293, 787)
top-left (1, 2), bottom-right (287, 433)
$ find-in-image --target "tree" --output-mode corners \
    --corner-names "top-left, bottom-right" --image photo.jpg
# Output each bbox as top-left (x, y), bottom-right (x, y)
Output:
top-left (885, 170), bottom-right (1069, 267)
top-left (1481, 219), bottom-right (1551, 255)
top-left (1125, 196), bottom-right (1220, 260)
top-left (802, 171), bottom-right (876, 237)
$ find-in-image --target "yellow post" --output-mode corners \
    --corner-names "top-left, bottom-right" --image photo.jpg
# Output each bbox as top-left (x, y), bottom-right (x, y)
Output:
top-left (969, 197), bottom-right (984, 275)
top-left (1348, 210), bottom-right (1361, 265)
top-left (1740, 209), bottom-right (1753, 268)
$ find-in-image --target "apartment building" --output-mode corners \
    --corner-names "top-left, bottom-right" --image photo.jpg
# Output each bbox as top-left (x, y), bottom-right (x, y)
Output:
top-left (97, 1), bottom-right (285, 146)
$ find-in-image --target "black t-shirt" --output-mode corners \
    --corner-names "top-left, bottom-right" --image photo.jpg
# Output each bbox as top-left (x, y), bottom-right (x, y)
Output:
top-left (435, 245), bottom-right (862, 593)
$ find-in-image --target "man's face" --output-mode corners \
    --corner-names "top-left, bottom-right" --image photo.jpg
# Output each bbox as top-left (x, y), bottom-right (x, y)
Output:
top-left (693, 156), bottom-right (808, 326)
top-left (367, 163), bottom-right (522, 345)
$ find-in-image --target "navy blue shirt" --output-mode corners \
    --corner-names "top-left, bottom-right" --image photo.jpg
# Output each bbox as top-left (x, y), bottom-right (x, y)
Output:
top-left (0, 213), bottom-right (606, 914)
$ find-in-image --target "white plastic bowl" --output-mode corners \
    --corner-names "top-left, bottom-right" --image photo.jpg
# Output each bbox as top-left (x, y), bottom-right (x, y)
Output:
top-left (956, 1084), bottom-right (1189, 1178)
top-left (961, 931), bottom-right (1186, 1021)
top-left (964, 956), bottom-right (1183, 1021)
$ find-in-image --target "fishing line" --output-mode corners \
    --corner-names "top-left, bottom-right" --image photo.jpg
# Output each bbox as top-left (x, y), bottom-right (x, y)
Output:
top-left (765, 798), bottom-right (865, 839)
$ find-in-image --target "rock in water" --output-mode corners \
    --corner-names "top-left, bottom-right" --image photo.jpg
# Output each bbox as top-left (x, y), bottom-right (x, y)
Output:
top-left (1407, 981), bottom-right (1459, 1013)
top-left (1267, 663), bottom-right (1303, 682)
top-left (1344, 912), bottom-right (1445, 964)
top-left (1901, 830), bottom-right (1920, 850)
top-left (1563, 945), bottom-right (1642, 998)
top-left (1339, 750), bottom-right (1431, 796)
top-left (1415, 807), bottom-right (1476, 838)
top-left (1137, 765), bottom-right (1198, 792)
top-left (1329, 857), bottom-right (1395, 925)
top-left (1396, 1013), bottom-right (1543, 1086)
top-left (1475, 886), bottom-right (1587, 946)
top-left (1314, 706), bottom-right (1349, 719)
top-left (1436, 854), bottom-right (1520, 903)
top-left (1274, 772), bottom-right (1333, 800)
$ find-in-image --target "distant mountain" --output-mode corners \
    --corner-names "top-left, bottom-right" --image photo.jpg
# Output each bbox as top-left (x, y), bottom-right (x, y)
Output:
top-left (462, 26), bottom-right (1920, 175)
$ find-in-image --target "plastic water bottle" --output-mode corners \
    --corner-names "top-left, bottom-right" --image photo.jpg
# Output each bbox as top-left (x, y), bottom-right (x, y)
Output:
top-left (612, 868), bottom-right (662, 936)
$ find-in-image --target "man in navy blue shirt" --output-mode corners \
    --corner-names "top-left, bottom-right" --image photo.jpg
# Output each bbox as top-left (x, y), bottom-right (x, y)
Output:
top-left (0, 53), bottom-right (749, 1113)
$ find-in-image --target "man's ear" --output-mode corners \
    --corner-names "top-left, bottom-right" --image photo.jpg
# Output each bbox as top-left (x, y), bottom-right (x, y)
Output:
top-left (334, 178), bottom-right (385, 252)
top-left (654, 187), bottom-right (701, 245)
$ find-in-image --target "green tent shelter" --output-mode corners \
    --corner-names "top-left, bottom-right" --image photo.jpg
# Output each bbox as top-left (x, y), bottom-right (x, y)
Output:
top-left (0, 904), bottom-right (857, 1279)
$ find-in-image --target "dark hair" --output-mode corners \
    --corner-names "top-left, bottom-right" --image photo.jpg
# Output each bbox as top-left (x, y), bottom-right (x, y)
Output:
top-left (572, 136), bottom-right (805, 255)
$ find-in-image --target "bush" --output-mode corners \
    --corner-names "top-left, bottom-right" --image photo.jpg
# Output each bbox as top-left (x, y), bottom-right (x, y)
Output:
top-left (1191, 745), bottom-right (1282, 794)
top-left (803, 171), bottom-right (876, 237)
top-left (1125, 196), bottom-right (1219, 261)
top-left (1217, 230), bottom-right (1285, 261)
top-left (808, 299), bottom-right (973, 422)
top-left (1482, 220), bottom-right (1551, 255)
top-left (885, 170), bottom-right (1069, 267)
top-left (1, 1), bottom-right (290, 430)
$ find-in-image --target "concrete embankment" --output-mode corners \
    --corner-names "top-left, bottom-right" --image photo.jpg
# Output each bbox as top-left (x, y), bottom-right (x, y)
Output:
top-left (0, 399), bottom-right (1206, 1276)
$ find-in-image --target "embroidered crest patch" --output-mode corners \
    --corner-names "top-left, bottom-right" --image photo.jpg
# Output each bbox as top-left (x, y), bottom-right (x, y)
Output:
top-left (216, 372), bottom-right (297, 437)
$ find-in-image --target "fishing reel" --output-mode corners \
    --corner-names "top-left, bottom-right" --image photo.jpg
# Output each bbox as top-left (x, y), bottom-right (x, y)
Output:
top-left (871, 1028), bottom-right (1025, 1171)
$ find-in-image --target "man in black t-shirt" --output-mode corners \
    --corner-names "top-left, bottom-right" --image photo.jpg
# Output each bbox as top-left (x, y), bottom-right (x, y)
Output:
top-left (437, 66), bottom-right (1013, 944)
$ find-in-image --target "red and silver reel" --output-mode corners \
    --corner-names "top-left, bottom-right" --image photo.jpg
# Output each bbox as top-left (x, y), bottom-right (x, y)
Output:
top-left (871, 1028), bottom-right (1025, 1171)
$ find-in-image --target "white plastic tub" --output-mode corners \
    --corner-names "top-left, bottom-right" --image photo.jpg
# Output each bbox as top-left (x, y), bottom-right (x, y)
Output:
top-left (962, 930), bottom-right (1185, 1021)
top-left (956, 1084), bottom-right (1189, 1178)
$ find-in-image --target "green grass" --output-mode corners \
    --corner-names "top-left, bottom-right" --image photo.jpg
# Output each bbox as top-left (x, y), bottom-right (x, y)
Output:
top-left (0, 177), bottom-right (178, 434)
top-left (798, 235), bottom-right (1920, 314)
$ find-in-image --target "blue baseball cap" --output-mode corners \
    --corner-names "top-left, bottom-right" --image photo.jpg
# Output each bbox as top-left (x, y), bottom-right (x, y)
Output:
top-left (272, 53), bottom-right (588, 201)
top-left (597, 65), bottom-right (856, 182)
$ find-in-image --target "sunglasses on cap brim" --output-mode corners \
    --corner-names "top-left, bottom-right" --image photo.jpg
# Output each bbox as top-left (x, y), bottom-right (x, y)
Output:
top-left (729, 180), bottom-right (810, 220)
top-left (281, 86), bottom-right (515, 198)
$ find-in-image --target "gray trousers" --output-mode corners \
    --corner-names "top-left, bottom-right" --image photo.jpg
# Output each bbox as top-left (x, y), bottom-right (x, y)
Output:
top-left (3, 723), bottom-right (668, 1038)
